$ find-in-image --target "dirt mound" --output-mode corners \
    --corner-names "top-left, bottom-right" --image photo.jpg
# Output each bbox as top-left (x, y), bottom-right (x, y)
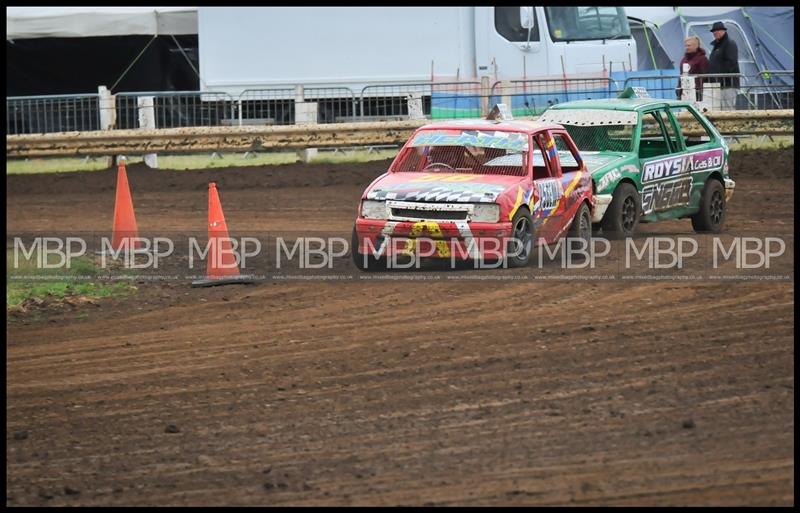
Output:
top-left (6, 148), bottom-right (790, 198)
top-left (6, 158), bottom-right (395, 196)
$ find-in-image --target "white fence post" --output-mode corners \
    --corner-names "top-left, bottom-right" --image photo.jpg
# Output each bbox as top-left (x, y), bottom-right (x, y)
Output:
top-left (98, 85), bottom-right (116, 167)
top-left (500, 80), bottom-right (512, 111)
top-left (480, 77), bottom-right (491, 117)
top-left (98, 85), bottom-right (116, 131)
top-left (137, 96), bottom-right (158, 168)
top-left (294, 85), bottom-right (318, 163)
top-left (407, 93), bottom-right (424, 120)
top-left (680, 63), bottom-right (696, 105)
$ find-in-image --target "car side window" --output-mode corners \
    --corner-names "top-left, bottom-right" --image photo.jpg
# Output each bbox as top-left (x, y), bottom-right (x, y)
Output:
top-left (670, 106), bottom-right (715, 147)
top-left (532, 134), bottom-right (556, 179)
top-left (639, 110), bottom-right (673, 159)
top-left (551, 133), bottom-right (582, 173)
top-left (657, 109), bottom-right (682, 152)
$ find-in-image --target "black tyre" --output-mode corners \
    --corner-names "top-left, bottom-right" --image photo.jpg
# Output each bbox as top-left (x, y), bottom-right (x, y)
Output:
top-left (691, 179), bottom-right (726, 233)
top-left (506, 208), bottom-right (535, 268)
top-left (351, 227), bottom-right (386, 271)
top-left (601, 182), bottom-right (640, 239)
top-left (567, 202), bottom-right (592, 257)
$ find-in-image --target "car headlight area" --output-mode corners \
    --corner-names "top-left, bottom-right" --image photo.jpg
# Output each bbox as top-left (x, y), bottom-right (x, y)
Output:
top-left (361, 200), bottom-right (389, 220)
top-left (470, 203), bottom-right (500, 223)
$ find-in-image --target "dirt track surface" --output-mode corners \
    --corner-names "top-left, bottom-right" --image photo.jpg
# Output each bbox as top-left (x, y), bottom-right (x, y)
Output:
top-left (6, 150), bottom-right (795, 506)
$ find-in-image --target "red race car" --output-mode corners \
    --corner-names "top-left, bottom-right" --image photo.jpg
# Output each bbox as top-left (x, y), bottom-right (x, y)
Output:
top-left (352, 117), bottom-right (594, 270)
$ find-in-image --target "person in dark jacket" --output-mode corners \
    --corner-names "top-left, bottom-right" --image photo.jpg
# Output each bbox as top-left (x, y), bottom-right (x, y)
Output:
top-left (676, 35), bottom-right (709, 101)
top-left (707, 21), bottom-right (740, 109)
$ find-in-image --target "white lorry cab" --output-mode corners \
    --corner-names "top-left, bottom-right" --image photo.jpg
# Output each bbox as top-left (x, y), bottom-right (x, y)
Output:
top-left (198, 7), bottom-right (636, 123)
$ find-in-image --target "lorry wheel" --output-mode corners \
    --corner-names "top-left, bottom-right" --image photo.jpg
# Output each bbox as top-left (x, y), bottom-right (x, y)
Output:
top-left (601, 182), bottom-right (640, 239)
top-left (507, 208), bottom-right (534, 268)
top-left (567, 202), bottom-right (592, 257)
top-left (691, 179), bottom-right (726, 233)
top-left (351, 227), bottom-right (386, 271)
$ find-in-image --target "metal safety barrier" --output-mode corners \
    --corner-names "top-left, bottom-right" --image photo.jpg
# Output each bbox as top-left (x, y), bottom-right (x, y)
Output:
top-left (6, 93), bottom-right (101, 135)
top-left (6, 72), bottom-right (793, 136)
top-left (625, 71), bottom-right (795, 111)
top-left (237, 88), bottom-right (296, 126)
top-left (237, 87), bottom-right (359, 125)
top-left (114, 91), bottom-right (237, 130)
top-left (360, 81), bottom-right (482, 120)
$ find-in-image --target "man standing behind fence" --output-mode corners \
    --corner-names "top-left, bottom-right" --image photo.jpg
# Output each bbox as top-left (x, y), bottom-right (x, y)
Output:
top-left (708, 21), bottom-right (740, 110)
top-left (677, 35), bottom-right (709, 101)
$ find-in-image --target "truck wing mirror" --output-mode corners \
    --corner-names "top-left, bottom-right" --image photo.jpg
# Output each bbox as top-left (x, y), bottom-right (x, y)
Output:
top-left (519, 7), bottom-right (535, 29)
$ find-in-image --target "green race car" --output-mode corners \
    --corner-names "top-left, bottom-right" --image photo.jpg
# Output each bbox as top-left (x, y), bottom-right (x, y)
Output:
top-left (539, 96), bottom-right (736, 237)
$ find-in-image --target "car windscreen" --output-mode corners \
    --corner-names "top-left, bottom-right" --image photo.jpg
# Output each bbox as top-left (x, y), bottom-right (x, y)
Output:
top-left (544, 7), bottom-right (631, 42)
top-left (390, 130), bottom-right (529, 177)
top-left (560, 124), bottom-right (635, 153)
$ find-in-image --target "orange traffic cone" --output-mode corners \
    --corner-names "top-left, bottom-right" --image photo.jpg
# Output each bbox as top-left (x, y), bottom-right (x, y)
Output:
top-left (111, 158), bottom-right (142, 250)
top-left (191, 182), bottom-right (253, 287)
top-left (96, 157), bottom-right (143, 256)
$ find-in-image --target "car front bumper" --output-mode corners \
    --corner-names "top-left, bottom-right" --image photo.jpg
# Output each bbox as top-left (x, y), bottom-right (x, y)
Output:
top-left (591, 194), bottom-right (613, 223)
top-left (354, 218), bottom-right (515, 259)
top-left (724, 178), bottom-right (736, 202)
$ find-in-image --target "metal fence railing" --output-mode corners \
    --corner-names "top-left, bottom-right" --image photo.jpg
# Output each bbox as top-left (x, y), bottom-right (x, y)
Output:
top-left (360, 81), bottom-right (482, 120)
top-left (6, 93), bottom-right (101, 135)
top-left (6, 73), bottom-right (794, 135)
top-left (114, 91), bottom-right (237, 130)
top-left (490, 78), bottom-right (620, 115)
top-left (237, 87), bottom-right (358, 125)
top-left (305, 87), bottom-right (359, 123)
top-left (237, 88), bottom-right (296, 126)
top-left (624, 72), bottom-right (795, 111)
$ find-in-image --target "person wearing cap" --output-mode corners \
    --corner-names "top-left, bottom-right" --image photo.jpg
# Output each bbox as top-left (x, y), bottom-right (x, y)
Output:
top-left (676, 35), bottom-right (709, 101)
top-left (707, 21), bottom-right (740, 110)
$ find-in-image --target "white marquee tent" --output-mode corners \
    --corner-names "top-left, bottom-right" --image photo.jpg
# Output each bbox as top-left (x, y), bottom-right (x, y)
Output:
top-left (6, 7), bottom-right (197, 40)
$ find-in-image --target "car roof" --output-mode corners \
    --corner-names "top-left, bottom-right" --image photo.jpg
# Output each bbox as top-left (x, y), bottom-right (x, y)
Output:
top-left (418, 118), bottom-right (563, 134)
top-left (548, 98), bottom-right (692, 111)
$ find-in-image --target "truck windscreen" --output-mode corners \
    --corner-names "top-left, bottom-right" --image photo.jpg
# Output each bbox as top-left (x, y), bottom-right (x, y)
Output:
top-left (544, 7), bottom-right (631, 42)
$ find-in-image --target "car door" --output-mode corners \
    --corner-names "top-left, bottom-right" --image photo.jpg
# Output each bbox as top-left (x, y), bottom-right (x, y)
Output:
top-left (548, 130), bottom-right (588, 239)
top-left (531, 131), bottom-right (564, 242)
top-left (666, 105), bottom-right (727, 216)
top-left (637, 107), bottom-right (693, 219)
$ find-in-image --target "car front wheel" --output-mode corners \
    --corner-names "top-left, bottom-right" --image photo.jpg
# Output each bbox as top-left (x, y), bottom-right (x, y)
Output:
top-left (507, 209), bottom-right (534, 268)
top-left (601, 182), bottom-right (640, 239)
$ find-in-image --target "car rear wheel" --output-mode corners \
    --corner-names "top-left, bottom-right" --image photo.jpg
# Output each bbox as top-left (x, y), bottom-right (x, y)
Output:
top-left (691, 179), bottom-right (726, 233)
top-left (507, 209), bottom-right (534, 268)
top-left (601, 182), bottom-right (640, 239)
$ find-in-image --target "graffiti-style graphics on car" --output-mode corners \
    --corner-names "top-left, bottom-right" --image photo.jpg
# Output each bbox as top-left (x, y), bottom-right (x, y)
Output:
top-left (366, 176), bottom-right (508, 203)
top-left (641, 177), bottom-right (693, 214)
top-left (642, 148), bottom-right (724, 183)
top-left (410, 130), bottom-right (529, 152)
